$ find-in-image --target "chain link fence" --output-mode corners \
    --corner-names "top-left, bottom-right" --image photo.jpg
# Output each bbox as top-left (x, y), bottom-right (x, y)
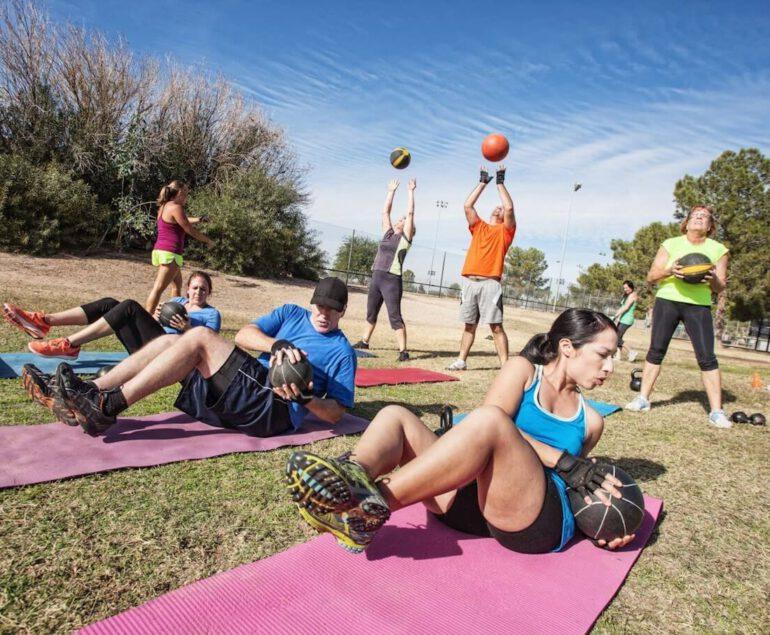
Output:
top-left (309, 219), bottom-right (619, 312)
top-left (309, 219), bottom-right (769, 352)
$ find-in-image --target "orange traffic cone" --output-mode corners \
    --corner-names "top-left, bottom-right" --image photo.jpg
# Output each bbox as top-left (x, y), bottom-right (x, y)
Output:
top-left (751, 372), bottom-right (763, 389)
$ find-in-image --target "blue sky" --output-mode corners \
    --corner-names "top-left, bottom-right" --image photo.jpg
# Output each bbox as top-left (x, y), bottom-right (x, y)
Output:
top-left (49, 0), bottom-right (770, 283)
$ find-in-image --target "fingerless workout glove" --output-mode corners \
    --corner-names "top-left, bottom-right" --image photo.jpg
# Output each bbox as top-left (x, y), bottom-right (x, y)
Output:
top-left (496, 168), bottom-right (506, 184)
top-left (554, 451), bottom-right (611, 498)
top-left (480, 169), bottom-right (492, 184)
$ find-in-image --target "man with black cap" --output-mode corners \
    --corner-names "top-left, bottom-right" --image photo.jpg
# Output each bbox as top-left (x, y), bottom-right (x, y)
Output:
top-left (38, 277), bottom-right (357, 437)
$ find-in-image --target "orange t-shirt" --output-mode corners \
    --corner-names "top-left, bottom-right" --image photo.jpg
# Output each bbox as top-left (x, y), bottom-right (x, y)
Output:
top-left (461, 220), bottom-right (516, 278)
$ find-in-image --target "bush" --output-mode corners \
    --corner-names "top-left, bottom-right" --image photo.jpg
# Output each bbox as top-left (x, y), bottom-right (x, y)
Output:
top-left (0, 153), bottom-right (106, 254)
top-left (186, 168), bottom-right (324, 279)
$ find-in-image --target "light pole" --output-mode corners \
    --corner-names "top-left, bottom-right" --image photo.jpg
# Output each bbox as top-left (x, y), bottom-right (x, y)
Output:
top-left (428, 200), bottom-right (448, 292)
top-left (553, 183), bottom-right (581, 311)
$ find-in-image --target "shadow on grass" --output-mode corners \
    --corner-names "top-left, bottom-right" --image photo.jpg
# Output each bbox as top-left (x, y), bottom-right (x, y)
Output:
top-left (593, 456), bottom-right (667, 482)
top-left (652, 388), bottom-right (737, 412)
top-left (408, 349), bottom-right (500, 361)
top-left (353, 401), bottom-right (453, 423)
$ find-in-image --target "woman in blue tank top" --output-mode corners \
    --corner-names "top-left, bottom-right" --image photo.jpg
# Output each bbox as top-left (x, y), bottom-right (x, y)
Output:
top-left (287, 309), bottom-right (638, 555)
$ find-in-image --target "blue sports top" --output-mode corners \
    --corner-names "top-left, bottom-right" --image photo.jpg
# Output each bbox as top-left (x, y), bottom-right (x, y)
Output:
top-left (514, 364), bottom-right (586, 551)
top-left (253, 304), bottom-right (357, 430)
top-left (162, 297), bottom-right (222, 335)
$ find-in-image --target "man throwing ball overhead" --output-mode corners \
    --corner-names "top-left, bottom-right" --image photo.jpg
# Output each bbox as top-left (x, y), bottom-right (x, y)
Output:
top-left (24, 278), bottom-right (356, 437)
top-left (447, 166), bottom-right (516, 370)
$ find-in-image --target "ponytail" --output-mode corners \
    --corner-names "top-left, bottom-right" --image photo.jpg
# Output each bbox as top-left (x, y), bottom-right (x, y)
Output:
top-left (521, 332), bottom-right (557, 364)
top-left (520, 308), bottom-right (617, 364)
top-left (157, 180), bottom-right (187, 206)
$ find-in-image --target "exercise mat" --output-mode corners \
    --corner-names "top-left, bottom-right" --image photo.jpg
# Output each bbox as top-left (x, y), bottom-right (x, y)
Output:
top-left (0, 412), bottom-right (369, 488)
top-left (79, 496), bottom-right (663, 634)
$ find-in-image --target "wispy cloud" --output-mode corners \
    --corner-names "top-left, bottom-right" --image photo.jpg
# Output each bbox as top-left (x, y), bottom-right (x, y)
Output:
top-left (48, 0), bottom-right (770, 281)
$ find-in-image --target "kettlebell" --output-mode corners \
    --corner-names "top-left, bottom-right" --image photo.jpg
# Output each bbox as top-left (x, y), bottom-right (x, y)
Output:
top-left (95, 365), bottom-right (115, 379)
top-left (730, 411), bottom-right (749, 424)
top-left (436, 405), bottom-right (454, 437)
top-left (749, 412), bottom-right (766, 426)
top-left (629, 368), bottom-right (642, 392)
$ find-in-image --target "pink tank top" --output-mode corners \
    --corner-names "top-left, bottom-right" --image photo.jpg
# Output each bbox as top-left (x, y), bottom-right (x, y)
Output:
top-left (153, 207), bottom-right (186, 255)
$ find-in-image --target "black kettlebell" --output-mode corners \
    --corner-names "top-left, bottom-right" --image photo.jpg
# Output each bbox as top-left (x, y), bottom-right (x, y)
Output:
top-left (629, 368), bottom-right (642, 392)
top-left (730, 411), bottom-right (749, 424)
top-left (749, 412), bottom-right (766, 426)
top-left (93, 365), bottom-right (115, 379)
top-left (435, 405), bottom-right (453, 437)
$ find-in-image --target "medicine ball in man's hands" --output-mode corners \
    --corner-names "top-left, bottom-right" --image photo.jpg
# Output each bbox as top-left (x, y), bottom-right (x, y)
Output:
top-left (159, 301), bottom-right (188, 327)
top-left (268, 342), bottom-right (313, 398)
top-left (568, 464), bottom-right (645, 544)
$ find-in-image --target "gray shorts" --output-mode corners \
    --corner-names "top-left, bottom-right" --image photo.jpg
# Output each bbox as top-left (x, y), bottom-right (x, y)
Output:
top-left (459, 278), bottom-right (504, 325)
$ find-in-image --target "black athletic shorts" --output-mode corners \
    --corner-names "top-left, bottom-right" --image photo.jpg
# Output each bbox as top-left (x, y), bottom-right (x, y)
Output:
top-left (174, 347), bottom-right (292, 437)
top-left (433, 469), bottom-right (563, 554)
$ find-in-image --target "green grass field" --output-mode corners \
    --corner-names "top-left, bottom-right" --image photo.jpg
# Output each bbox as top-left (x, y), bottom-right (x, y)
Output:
top-left (1, 268), bottom-right (769, 633)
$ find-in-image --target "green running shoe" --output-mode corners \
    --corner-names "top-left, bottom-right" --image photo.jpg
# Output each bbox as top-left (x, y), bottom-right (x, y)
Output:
top-left (285, 451), bottom-right (390, 526)
top-left (297, 505), bottom-right (376, 554)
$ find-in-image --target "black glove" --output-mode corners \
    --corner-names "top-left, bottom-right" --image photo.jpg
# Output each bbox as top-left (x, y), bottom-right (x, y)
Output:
top-left (480, 169), bottom-right (492, 184)
top-left (496, 168), bottom-right (506, 184)
top-left (271, 339), bottom-right (298, 355)
top-left (554, 452), bottom-right (611, 498)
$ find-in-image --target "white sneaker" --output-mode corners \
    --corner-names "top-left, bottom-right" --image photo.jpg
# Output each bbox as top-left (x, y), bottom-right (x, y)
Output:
top-left (627, 350), bottom-right (638, 362)
top-left (446, 359), bottom-right (467, 371)
top-left (708, 410), bottom-right (732, 429)
top-left (624, 396), bottom-right (651, 412)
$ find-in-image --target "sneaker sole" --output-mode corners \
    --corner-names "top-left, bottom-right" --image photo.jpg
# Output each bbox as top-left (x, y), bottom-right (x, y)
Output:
top-left (48, 382), bottom-right (79, 427)
top-left (286, 452), bottom-right (390, 523)
top-left (297, 506), bottom-right (367, 554)
top-left (3, 304), bottom-right (47, 339)
top-left (27, 342), bottom-right (79, 359)
top-left (21, 369), bottom-right (54, 410)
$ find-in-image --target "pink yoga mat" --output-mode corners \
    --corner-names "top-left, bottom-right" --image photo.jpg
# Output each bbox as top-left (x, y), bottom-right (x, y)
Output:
top-left (355, 367), bottom-right (459, 387)
top-left (80, 496), bottom-right (662, 635)
top-left (0, 412), bottom-right (368, 489)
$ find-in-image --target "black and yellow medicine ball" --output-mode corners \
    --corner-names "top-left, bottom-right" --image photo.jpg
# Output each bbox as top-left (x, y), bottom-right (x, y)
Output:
top-left (390, 147), bottom-right (411, 169)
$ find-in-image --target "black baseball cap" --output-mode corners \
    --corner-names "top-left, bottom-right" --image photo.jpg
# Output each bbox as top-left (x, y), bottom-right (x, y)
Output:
top-left (311, 277), bottom-right (348, 311)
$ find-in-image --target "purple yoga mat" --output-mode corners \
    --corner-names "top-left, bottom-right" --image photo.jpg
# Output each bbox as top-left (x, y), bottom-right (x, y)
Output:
top-left (0, 412), bottom-right (369, 488)
top-left (80, 496), bottom-right (663, 635)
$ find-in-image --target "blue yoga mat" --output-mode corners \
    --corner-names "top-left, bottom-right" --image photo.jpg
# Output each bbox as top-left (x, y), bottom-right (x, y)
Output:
top-left (354, 349), bottom-right (377, 359)
top-left (453, 399), bottom-right (620, 425)
top-left (0, 352), bottom-right (128, 379)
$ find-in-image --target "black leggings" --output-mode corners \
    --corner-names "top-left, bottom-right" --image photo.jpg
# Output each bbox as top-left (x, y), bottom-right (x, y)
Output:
top-left (433, 471), bottom-right (564, 554)
top-left (616, 322), bottom-right (631, 348)
top-left (81, 298), bottom-right (166, 354)
top-left (646, 297), bottom-right (718, 371)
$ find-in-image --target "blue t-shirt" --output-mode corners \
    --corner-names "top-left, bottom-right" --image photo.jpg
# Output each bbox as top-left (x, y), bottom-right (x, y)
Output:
top-left (253, 304), bottom-right (357, 429)
top-left (162, 297), bottom-right (222, 334)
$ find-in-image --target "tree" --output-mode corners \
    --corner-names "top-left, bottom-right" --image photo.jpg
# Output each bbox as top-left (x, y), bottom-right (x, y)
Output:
top-left (504, 246), bottom-right (549, 292)
top-left (571, 221), bottom-right (679, 314)
top-left (332, 235), bottom-right (378, 282)
top-left (673, 148), bottom-right (770, 322)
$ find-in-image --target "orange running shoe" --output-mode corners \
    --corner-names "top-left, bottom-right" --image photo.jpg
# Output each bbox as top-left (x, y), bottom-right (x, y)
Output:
top-left (2, 303), bottom-right (50, 339)
top-left (28, 337), bottom-right (80, 360)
